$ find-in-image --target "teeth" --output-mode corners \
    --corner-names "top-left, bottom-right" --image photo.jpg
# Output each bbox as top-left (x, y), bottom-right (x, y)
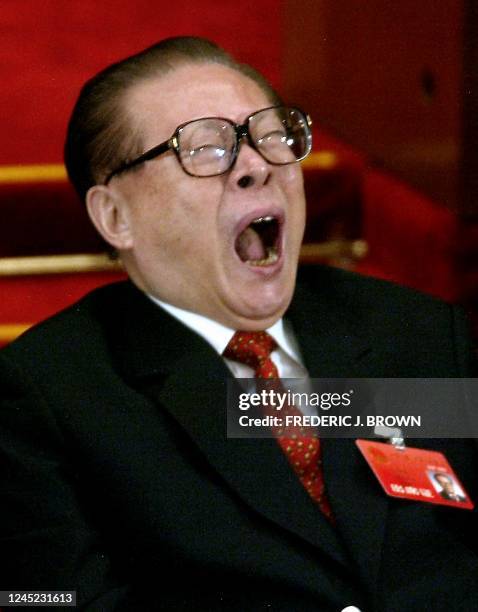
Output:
top-left (247, 246), bottom-right (279, 267)
top-left (251, 216), bottom-right (274, 225)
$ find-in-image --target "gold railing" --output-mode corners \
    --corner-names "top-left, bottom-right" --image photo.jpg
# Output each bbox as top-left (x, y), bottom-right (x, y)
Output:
top-left (0, 253), bottom-right (121, 276)
top-left (0, 241), bottom-right (367, 277)
top-left (0, 324), bottom-right (31, 344)
top-left (0, 154), bottom-right (337, 185)
top-left (0, 164), bottom-right (67, 183)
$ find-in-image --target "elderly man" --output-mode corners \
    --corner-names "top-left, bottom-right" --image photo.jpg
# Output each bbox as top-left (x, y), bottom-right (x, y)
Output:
top-left (0, 37), bottom-right (477, 611)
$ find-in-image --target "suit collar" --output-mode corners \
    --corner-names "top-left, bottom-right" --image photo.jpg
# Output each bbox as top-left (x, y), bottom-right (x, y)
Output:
top-left (102, 280), bottom-right (211, 379)
top-left (108, 267), bottom-right (374, 380)
top-left (286, 266), bottom-right (373, 378)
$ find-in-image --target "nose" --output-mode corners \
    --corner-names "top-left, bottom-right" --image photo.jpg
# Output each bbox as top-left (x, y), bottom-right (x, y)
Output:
top-left (230, 140), bottom-right (271, 190)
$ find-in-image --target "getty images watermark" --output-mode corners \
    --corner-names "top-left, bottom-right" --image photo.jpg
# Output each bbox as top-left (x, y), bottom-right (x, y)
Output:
top-left (226, 378), bottom-right (478, 439)
top-left (237, 387), bottom-right (420, 429)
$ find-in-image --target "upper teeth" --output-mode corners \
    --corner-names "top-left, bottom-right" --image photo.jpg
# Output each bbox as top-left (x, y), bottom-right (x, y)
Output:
top-left (252, 216), bottom-right (274, 224)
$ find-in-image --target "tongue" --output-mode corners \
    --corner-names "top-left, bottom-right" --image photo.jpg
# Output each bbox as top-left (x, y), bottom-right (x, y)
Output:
top-left (235, 226), bottom-right (266, 262)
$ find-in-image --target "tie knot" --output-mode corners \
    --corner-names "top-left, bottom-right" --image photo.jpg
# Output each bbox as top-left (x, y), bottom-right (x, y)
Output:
top-left (224, 331), bottom-right (278, 378)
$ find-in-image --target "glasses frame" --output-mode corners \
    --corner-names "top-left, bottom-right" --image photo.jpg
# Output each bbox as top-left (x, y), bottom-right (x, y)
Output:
top-left (103, 105), bottom-right (312, 184)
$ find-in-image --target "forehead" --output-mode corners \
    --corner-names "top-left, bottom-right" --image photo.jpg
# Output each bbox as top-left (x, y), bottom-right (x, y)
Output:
top-left (125, 63), bottom-right (274, 144)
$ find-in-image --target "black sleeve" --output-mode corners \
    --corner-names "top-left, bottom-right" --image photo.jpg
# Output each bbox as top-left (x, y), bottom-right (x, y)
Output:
top-left (0, 356), bottom-right (155, 611)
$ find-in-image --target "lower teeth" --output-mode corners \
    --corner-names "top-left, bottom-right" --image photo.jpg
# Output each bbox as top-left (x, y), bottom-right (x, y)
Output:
top-left (248, 247), bottom-right (278, 266)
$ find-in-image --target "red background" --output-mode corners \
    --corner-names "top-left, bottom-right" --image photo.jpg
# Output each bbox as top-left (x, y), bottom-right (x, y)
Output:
top-left (1, 2), bottom-right (477, 350)
top-left (1, 0), bottom-right (281, 165)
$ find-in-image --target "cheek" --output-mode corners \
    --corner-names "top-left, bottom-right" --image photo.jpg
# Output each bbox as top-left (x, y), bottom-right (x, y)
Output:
top-left (282, 169), bottom-right (306, 224)
top-left (280, 164), bottom-right (305, 194)
top-left (134, 180), bottom-right (222, 262)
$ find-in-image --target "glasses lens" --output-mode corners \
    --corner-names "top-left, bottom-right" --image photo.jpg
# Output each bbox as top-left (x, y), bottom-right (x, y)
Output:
top-left (178, 118), bottom-right (235, 177)
top-left (250, 107), bottom-right (312, 165)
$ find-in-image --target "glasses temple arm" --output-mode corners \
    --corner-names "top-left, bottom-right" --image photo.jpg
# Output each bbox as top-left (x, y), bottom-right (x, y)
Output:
top-left (103, 139), bottom-right (172, 185)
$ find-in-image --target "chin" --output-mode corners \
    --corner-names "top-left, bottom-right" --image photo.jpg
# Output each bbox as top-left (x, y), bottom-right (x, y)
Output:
top-left (227, 288), bottom-right (293, 329)
top-left (216, 255), bottom-right (299, 328)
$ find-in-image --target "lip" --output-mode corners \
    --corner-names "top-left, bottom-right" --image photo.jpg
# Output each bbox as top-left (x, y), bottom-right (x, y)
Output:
top-left (232, 206), bottom-right (285, 273)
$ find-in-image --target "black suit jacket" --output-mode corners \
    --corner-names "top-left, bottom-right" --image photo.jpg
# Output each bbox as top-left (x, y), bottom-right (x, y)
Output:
top-left (1, 266), bottom-right (477, 611)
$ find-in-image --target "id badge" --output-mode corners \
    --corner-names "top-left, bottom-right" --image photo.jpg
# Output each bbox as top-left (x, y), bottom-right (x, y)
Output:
top-left (356, 439), bottom-right (474, 509)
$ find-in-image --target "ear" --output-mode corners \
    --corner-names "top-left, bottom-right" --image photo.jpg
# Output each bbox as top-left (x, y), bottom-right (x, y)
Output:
top-left (85, 185), bottom-right (134, 251)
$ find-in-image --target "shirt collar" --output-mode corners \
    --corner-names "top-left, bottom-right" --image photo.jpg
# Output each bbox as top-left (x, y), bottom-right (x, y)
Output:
top-left (147, 294), bottom-right (301, 362)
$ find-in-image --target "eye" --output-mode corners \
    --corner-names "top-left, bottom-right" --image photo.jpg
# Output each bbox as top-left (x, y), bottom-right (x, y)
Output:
top-left (256, 130), bottom-right (288, 148)
top-left (189, 144), bottom-right (227, 159)
top-left (182, 142), bottom-right (232, 176)
top-left (177, 117), bottom-right (235, 175)
top-left (181, 121), bottom-right (233, 163)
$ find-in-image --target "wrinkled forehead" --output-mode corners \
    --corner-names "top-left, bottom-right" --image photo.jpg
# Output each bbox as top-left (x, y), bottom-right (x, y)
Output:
top-left (123, 62), bottom-right (276, 146)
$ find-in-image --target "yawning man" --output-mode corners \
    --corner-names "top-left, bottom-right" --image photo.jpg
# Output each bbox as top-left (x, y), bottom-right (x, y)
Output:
top-left (1, 37), bottom-right (477, 612)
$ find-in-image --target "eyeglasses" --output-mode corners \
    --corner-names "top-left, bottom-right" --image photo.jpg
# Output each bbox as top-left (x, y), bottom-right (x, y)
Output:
top-left (103, 105), bottom-right (312, 183)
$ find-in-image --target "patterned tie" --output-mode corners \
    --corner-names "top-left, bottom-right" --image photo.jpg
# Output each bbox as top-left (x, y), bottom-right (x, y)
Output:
top-left (224, 331), bottom-right (333, 520)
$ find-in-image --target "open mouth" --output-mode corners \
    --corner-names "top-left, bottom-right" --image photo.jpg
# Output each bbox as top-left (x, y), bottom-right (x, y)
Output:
top-left (235, 216), bottom-right (281, 267)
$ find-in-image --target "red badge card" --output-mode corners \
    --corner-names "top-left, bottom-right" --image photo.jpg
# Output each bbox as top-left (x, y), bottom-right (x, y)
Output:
top-left (356, 439), bottom-right (474, 510)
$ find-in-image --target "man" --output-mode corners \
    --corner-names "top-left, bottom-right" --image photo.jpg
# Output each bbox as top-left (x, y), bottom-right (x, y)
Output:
top-left (433, 473), bottom-right (467, 502)
top-left (0, 37), bottom-right (477, 611)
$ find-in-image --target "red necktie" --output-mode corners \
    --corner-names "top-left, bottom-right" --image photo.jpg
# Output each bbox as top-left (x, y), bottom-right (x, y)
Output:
top-left (224, 331), bottom-right (334, 520)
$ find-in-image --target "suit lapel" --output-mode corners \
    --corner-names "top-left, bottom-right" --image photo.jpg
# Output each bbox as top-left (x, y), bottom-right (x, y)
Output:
top-left (144, 348), bottom-right (349, 566)
top-left (286, 269), bottom-right (390, 593)
top-left (106, 282), bottom-right (348, 567)
top-left (286, 267), bottom-right (373, 378)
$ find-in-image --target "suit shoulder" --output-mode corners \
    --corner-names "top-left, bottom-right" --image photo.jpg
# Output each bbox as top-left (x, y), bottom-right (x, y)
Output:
top-left (294, 265), bottom-right (474, 376)
top-left (1, 281), bottom-right (129, 367)
top-left (297, 264), bottom-right (454, 315)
